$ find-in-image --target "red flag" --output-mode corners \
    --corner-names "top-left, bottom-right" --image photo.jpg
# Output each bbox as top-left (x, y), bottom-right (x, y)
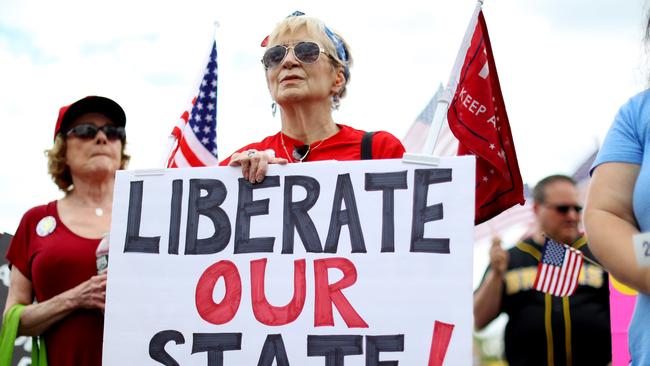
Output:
top-left (447, 10), bottom-right (524, 224)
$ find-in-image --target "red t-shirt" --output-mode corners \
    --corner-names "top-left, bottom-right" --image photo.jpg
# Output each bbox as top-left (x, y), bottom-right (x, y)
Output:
top-left (219, 124), bottom-right (405, 165)
top-left (6, 201), bottom-right (103, 366)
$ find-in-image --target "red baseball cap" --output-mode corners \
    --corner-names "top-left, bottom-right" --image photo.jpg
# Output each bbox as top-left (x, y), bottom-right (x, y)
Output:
top-left (54, 96), bottom-right (126, 141)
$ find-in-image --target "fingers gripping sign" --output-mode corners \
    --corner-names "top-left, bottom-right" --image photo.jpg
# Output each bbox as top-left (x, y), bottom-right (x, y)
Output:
top-left (229, 149), bottom-right (288, 183)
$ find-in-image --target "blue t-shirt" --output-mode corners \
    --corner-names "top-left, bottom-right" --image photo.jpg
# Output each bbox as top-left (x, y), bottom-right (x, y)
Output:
top-left (592, 89), bottom-right (650, 365)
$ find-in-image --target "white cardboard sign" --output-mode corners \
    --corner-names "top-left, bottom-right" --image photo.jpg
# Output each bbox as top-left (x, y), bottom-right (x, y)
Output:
top-left (103, 157), bottom-right (475, 365)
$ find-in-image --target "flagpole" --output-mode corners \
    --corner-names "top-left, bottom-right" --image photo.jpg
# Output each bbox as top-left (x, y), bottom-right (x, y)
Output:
top-left (420, 0), bottom-right (484, 156)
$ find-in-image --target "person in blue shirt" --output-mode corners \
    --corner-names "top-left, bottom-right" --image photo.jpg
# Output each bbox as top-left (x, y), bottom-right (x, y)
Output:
top-left (585, 13), bottom-right (650, 365)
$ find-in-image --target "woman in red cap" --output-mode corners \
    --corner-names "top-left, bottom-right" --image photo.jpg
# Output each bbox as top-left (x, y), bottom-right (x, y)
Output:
top-left (220, 11), bottom-right (404, 180)
top-left (3, 96), bottom-right (128, 365)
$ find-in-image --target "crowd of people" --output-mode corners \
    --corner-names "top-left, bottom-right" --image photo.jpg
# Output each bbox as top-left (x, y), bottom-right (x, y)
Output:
top-left (2, 9), bottom-right (650, 366)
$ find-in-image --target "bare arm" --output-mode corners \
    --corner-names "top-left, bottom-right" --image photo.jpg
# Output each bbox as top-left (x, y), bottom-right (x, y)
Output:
top-left (584, 162), bottom-right (650, 294)
top-left (3, 266), bottom-right (107, 336)
top-left (474, 237), bottom-right (508, 329)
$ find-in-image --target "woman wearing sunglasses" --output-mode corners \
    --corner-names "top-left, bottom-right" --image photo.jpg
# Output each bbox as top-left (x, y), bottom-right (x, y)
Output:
top-left (3, 96), bottom-right (129, 365)
top-left (220, 12), bottom-right (405, 180)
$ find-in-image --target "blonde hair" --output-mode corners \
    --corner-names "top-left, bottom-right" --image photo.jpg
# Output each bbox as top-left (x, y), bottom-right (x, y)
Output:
top-left (46, 135), bottom-right (130, 192)
top-left (267, 15), bottom-right (353, 98)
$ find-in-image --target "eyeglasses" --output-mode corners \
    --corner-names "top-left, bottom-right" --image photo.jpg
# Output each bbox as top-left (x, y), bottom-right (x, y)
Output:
top-left (66, 124), bottom-right (126, 141)
top-left (545, 204), bottom-right (583, 215)
top-left (261, 41), bottom-right (327, 69)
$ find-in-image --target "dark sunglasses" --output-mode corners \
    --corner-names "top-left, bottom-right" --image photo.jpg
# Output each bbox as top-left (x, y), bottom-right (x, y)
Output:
top-left (66, 124), bottom-right (126, 141)
top-left (261, 41), bottom-right (327, 69)
top-left (545, 204), bottom-right (583, 215)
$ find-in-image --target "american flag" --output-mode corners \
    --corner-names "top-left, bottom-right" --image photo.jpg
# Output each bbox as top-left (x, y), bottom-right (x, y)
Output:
top-left (533, 238), bottom-right (584, 297)
top-left (402, 84), bottom-right (452, 154)
top-left (167, 40), bottom-right (219, 168)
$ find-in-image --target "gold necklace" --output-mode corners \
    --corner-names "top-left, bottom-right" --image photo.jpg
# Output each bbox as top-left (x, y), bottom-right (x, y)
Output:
top-left (280, 132), bottom-right (330, 163)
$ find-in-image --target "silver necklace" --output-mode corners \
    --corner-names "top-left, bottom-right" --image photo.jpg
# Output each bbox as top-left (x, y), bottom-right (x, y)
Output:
top-left (280, 132), bottom-right (329, 163)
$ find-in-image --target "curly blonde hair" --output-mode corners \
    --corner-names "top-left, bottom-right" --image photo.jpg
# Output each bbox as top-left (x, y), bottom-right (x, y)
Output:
top-left (46, 135), bottom-right (130, 193)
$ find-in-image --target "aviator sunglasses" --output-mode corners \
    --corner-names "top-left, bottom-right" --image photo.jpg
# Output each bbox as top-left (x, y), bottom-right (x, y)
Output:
top-left (261, 41), bottom-right (328, 69)
top-left (544, 204), bottom-right (583, 215)
top-left (66, 124), bottom-right (126, 141)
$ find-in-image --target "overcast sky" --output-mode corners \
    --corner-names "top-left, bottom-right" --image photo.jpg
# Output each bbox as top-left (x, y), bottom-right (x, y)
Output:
top-left (0, 0), bottom-right (648, 232)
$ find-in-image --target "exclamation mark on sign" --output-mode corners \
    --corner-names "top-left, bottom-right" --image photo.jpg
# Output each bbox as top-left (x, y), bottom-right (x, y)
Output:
top-left (428, 321), bottom-right (455, 366)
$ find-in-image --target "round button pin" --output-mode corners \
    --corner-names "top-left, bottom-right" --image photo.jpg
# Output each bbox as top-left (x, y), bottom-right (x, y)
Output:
top-left (36, 216), bottom-right (57, 237)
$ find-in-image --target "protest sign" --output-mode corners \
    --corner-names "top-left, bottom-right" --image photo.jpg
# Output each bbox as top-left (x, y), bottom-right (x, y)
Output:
top-left (103, 157), bottom-right (475, 365)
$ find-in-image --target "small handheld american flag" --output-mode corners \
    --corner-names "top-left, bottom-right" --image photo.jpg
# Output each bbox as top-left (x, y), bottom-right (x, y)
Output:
top-left (533, 237), bottom-right (584, 297)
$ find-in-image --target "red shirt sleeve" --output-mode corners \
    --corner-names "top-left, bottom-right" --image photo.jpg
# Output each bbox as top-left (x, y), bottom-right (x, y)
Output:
top-left (6, 205), bottom-right (44, 280)
top-left (371, 131), bottom-right (405, 159)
